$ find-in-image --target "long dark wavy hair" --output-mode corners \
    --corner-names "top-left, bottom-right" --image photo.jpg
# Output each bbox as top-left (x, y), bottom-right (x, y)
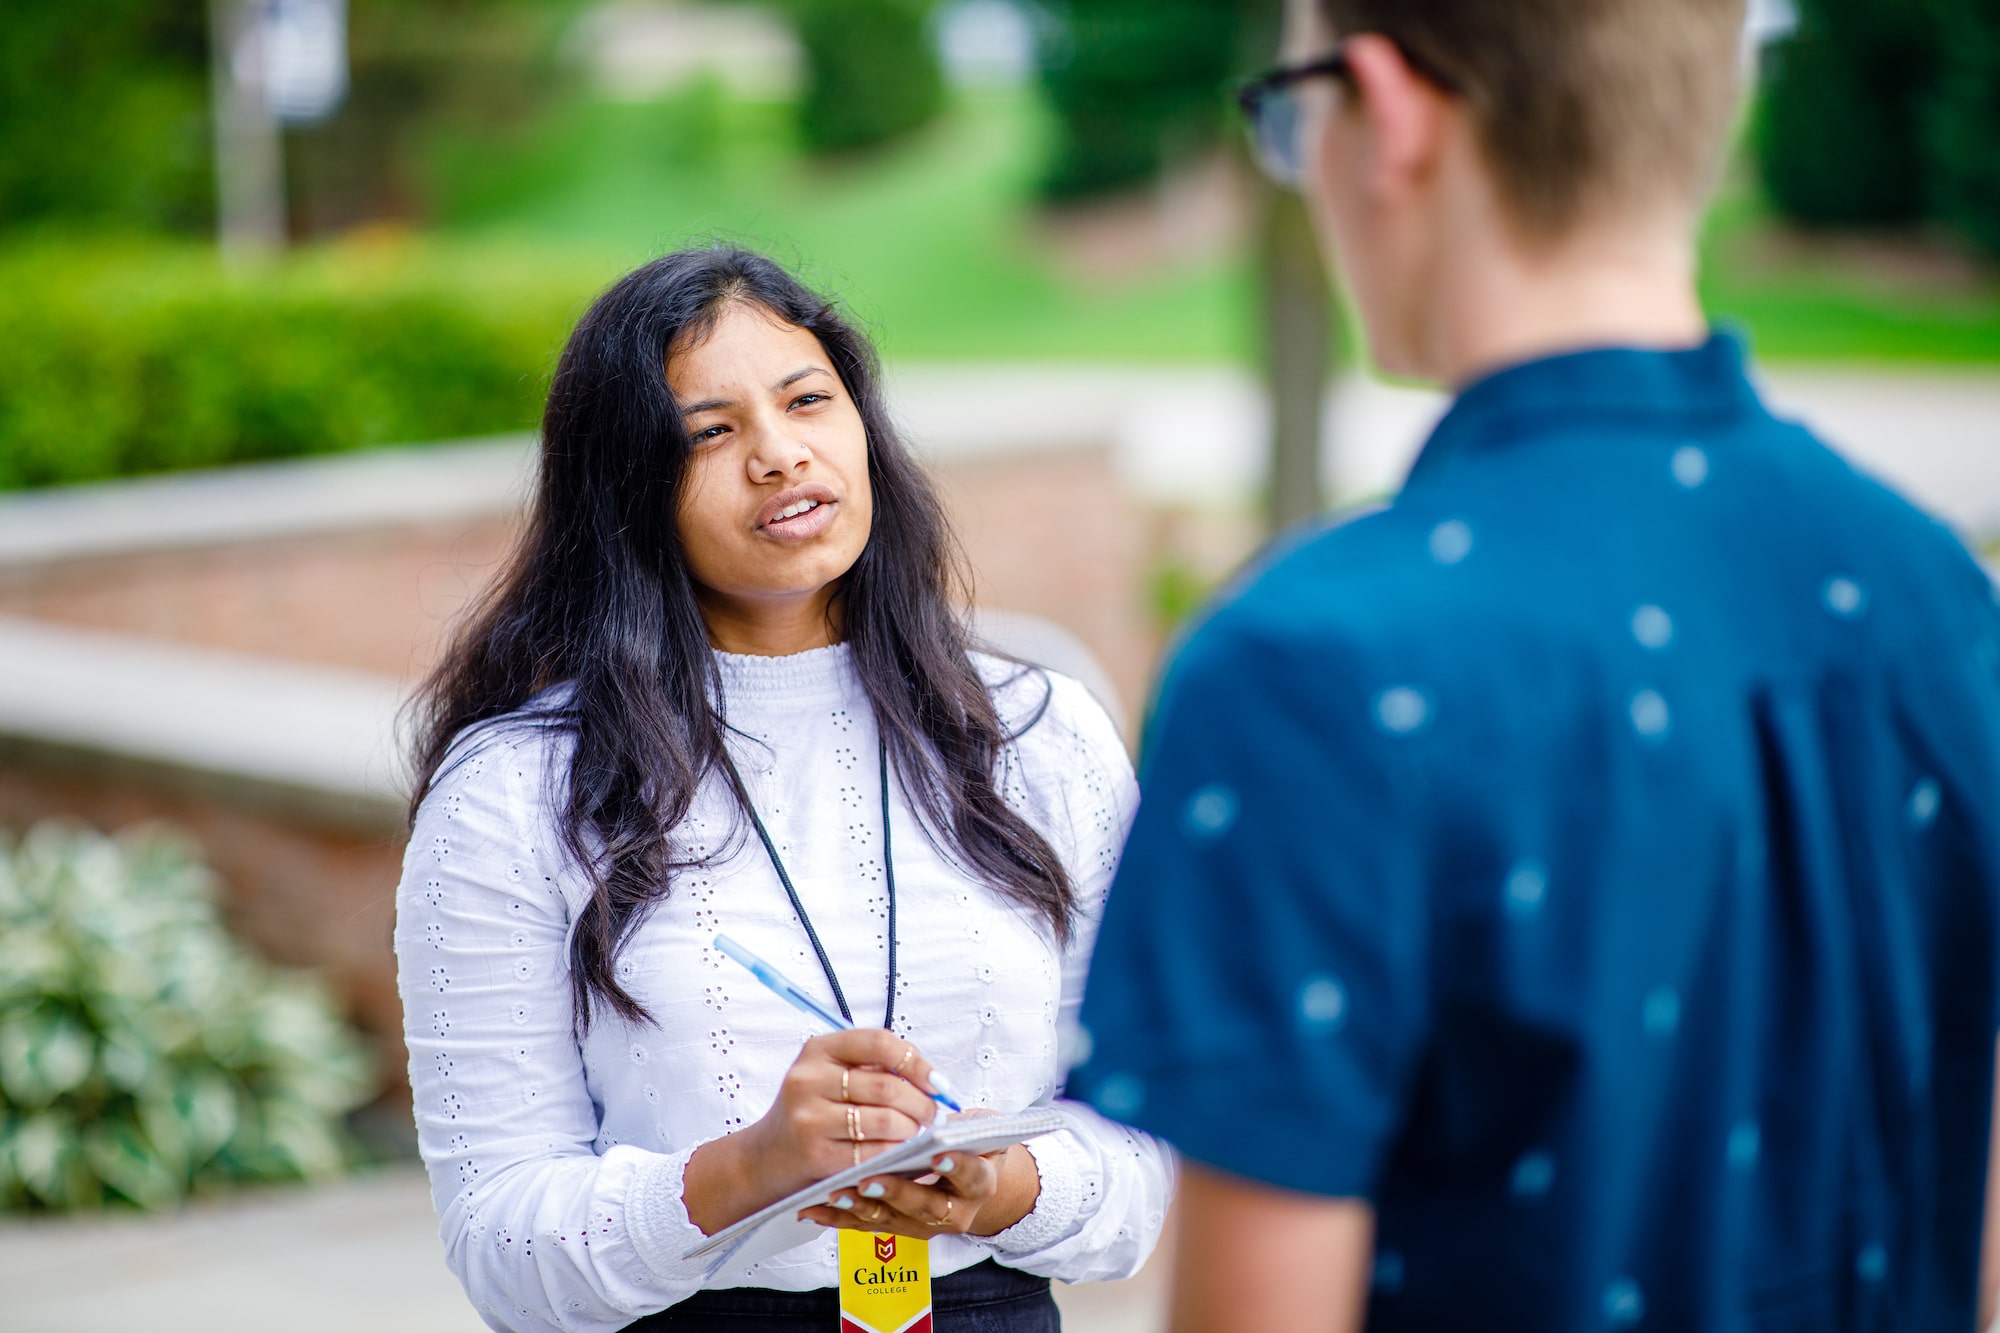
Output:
top-left (408, 247), bottom-right (1075, 1029)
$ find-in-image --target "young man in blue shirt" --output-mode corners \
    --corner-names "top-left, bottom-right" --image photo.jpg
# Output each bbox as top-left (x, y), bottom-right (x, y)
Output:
top-left (1071, 1), bottom-right (2000, 1328)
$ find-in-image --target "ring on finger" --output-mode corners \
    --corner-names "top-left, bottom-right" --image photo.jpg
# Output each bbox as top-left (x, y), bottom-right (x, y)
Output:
top-left (841, 1068), bottom-right (851, 1104)
top-left (925, 1197), bottom-right (954, 1229)
top-left (847, 1105), bottom-right (862, 1143)
top-left (894, 1045), bottom-right (916, 1077)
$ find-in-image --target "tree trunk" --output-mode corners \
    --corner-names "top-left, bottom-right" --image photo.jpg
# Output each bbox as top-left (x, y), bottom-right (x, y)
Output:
top-left (1259, 185), bottom-right (1336, 534)
top-left (210, 0), bottom-right (287, 263)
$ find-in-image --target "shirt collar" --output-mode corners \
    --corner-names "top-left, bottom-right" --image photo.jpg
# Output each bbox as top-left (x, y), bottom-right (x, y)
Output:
top-left (1406, 331), bottom-right (1761, 488)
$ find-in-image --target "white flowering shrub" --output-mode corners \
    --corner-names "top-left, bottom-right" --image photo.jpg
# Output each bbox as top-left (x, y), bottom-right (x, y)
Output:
top-left (0, 821), bottom-right (376, 1211)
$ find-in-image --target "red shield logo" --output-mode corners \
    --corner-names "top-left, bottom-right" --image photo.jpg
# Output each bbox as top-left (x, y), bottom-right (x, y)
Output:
top-left (874, 1234), bottom-right (897, 1264)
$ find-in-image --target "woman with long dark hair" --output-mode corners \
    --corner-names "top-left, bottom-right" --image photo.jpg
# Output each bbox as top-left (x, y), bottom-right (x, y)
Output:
top-left (394, 248), bottom-right (1172, 1332)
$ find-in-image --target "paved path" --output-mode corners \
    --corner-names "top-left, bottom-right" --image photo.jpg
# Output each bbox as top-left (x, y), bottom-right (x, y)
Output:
top-left (893, 362), bottom-right (2000, 538)
top-left (0, 1168), bottom-right (482, 1333)
top-left (0, 1164), bottom-right (1169, 1333)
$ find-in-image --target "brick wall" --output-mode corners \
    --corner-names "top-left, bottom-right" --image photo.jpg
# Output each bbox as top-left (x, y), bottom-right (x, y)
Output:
top-left (0, 449), bottom-right (1162, 731)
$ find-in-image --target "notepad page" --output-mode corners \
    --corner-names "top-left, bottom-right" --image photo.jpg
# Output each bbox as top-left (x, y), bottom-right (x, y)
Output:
top-left (683, 1106), bottom-right (1066, 1270)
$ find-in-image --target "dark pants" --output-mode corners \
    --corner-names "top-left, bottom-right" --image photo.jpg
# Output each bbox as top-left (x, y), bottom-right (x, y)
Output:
top-left (627, 1259), bottom-right (1060, 1332)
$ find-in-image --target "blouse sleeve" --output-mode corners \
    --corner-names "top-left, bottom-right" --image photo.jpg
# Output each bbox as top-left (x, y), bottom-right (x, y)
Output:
top-left (394, 725), bottom-right (713, 1333)
top-left (982, 670), bottom-right (1179, 1282)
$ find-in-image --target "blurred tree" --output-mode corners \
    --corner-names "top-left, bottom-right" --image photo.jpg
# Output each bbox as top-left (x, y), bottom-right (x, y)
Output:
top-left (1035, 0), bottom-right (1254, 200)
top-left (0, 0), bottom-right (213, 232)
top-left (786, 0), bottom-right (946, 155)
top-left (1926, 0), bottom-right (2000, 256)
top-left (285, 0), bottom-right (581, 237)
top-left (1030, 0), bottom-right (1338, 530)
top-left (1756, 0), bottom-right (1941, 227)
top-left (1758, 0), bottom-right (2000, 259)
top-left (0, 0), bottom-right (577, 240)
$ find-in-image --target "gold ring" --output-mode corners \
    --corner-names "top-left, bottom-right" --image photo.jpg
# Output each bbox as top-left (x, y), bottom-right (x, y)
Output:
top-left (926, 1197), bottom-right (954, 1229)
top-left (894, 1046), bottom-right (916, 1077)
top-left (853, 1141), bottom-right (862, 1167)
top-left (841, 1068), bottom-right (851, 1104)
top-left (847, 1104), bottom-right (862, 1143)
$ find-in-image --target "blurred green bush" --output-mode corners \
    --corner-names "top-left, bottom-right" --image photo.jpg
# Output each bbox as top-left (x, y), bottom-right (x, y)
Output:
top-left (0, 822), bottom-right (376, 1211)
top-left (0, 241), bottom-right (572, 490)
top-left (1758, 0), bottom-right (2000, 257)
top-left (788, 0), bottom-right (946, 155)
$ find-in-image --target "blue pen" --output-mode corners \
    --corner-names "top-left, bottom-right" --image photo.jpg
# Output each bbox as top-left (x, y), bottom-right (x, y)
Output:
top-left (714, 933), bottom-right (964, 1112)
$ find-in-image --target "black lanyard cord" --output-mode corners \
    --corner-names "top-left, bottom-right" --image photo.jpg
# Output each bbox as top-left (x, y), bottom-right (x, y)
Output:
top-left (719, 729), bottom-right (898, 1032)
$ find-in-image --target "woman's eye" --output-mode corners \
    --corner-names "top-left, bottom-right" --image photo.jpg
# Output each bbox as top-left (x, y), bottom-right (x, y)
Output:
top-left (691, 425), bottom-right (729, 444)
top-left (790, 393), bottom-right (830, 410)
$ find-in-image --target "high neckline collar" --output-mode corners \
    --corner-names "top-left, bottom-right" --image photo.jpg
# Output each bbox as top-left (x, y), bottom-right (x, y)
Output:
top-left (1407, 331), bottom-right (1761, 488)
top-left (712, 641), bottom-right (856, 701)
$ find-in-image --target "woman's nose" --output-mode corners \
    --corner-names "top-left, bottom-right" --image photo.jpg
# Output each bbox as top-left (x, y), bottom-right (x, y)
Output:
top-left (744, 417), bottom-right (812, 479)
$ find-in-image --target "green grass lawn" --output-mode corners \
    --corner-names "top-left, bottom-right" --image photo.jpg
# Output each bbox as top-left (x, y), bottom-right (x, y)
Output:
top-left (1698, 184), bottom-right (2000, 364)
top-left (427, 87), bottom-right (1257, 363)
top-left (422, 85), bottom-right (2000, 366)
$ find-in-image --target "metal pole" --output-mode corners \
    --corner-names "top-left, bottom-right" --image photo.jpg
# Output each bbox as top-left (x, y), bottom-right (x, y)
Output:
top-left (1259, 184), bottom-right (1335, 534)
top-left (209, 0), bottom-right (286, 263)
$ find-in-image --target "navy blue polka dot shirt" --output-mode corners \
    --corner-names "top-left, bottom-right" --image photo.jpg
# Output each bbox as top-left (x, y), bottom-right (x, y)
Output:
top-left (1072, 334), bottom-right (2000, 1330)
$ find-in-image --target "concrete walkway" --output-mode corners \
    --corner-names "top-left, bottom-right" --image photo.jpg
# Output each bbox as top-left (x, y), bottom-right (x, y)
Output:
top-left (0, 1167), bottom-right (483, 1333)
top-left (897, 362), bottom-right (2000, 537)
top-left (7, 365), bottom-right (1996, 560)
top-left (0, 1164), bottom-right (1169, 1333)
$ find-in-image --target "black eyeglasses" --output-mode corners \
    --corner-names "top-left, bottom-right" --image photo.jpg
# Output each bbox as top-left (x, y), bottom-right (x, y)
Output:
top-left (1237, 41), bottom-right (1460, 189)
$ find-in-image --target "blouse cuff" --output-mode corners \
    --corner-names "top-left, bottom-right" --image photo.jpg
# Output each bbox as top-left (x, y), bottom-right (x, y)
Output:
top-left (623, 1144), bottom-right (709, 1282)
top-left (986, 1128), bottom-right (1088, 1257)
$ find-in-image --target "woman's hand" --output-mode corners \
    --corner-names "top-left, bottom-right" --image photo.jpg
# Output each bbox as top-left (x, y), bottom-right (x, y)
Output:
top-left (683, 1028), bottom-right (946, 1235)
top-left (795, 1138), bottom-right (1042, 1240)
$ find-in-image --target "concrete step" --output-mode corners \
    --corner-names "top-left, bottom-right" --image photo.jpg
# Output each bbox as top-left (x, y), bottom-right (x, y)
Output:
top-left (0, 613), bottom-right (406, 832)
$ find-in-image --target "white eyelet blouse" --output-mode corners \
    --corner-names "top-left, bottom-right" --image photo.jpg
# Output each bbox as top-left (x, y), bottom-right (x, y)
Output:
top-left (394, 645), bottom-right (1175, 1333)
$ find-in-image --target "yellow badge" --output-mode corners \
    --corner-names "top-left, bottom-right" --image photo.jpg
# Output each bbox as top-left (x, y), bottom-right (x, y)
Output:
top-left (837, 1230), bottom-right (932, 1333)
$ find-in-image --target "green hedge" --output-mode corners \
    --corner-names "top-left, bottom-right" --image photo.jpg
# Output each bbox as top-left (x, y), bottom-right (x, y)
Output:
top-left (0, 241), bottom-right (578, 491)
top-left (0, 822), bottom-right (376, 1211)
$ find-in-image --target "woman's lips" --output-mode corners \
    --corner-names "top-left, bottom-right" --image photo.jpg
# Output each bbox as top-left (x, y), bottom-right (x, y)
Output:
top-left (759, 499), bottom-right (837, 542)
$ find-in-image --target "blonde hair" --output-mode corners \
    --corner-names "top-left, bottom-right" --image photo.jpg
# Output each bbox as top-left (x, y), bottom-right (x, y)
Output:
top-left (1321, 0), bottom-right (1748, 236)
